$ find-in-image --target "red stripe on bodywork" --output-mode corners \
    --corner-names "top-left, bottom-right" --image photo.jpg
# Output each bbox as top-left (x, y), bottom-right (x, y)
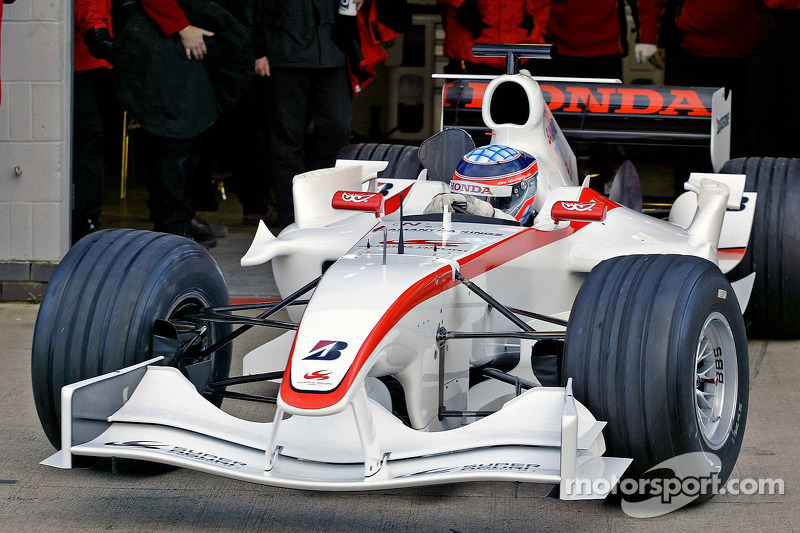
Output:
top-left (718, 247), bottom-right (746, 261)
top-left (383, 185), bottom-right (414, 215)
top-left (230, 297), bottom-right (280, 305)
top-left (280, 224), bottom-right (575, 411)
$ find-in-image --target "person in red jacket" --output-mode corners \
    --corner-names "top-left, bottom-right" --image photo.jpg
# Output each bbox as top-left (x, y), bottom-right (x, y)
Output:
top-left (139, 0), bottom-right (215, 61)
top-left (111, 0), bottom-right (227, 247)
top-left (542, 0), bottom-right (659, 80)
top-left (748, 0), bottom-right (800, 157)
top-left (439, 0), bottom-right (551, 74)
top-left (537, 1), bottom-right (660, 191)
top-left (643, 0), bottom-right (761, 160)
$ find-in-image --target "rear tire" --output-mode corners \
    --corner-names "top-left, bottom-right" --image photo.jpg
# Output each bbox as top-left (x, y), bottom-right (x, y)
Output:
top-left (32, 229), bottom-right (232, 450)
top-left (563, 255), bottom-right (748, 500)
top-left (720, 157), bottom-right (800, 338)
top-left (336, 143), bottom-right (423, 181)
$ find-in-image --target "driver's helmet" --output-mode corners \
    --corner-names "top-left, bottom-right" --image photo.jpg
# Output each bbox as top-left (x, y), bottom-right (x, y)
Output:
top-left (451, 145), bottom-right (538, 225)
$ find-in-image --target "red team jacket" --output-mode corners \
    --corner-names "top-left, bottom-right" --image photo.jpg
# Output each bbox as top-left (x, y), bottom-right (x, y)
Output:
top-left (74, 0), bottom-right (191, 72)
top-left (350, 0), bottom-right (405, 93)
top-left (74, 0), bottom-right (114, 71)
top-left (763, 0), bottom-right (800, 7)
top-left (440, 0), bottom-right (551, 69)
top-left (139, 0), bottom-right (190, 35)
top-left (546, 0), bottom-right (660, 58)
top-left (644, 0), bottom-right (761, 58)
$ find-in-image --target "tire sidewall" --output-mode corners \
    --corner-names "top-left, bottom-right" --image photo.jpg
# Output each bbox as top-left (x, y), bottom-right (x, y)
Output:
top-left (668, 270), bottom-right (749, 485)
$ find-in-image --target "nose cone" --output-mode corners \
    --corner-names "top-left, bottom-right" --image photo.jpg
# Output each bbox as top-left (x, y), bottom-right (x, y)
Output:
top-left (278, 249), bottom-right (454, 416)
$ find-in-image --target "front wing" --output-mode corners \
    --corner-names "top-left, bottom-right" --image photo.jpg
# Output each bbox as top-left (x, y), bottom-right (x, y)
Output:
top-left (43, 359), bottom-right (630, 500)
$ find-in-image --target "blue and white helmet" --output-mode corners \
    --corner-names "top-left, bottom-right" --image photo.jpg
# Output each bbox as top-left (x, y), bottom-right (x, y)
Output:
top-left (451, 145), bottom-right (538, 225)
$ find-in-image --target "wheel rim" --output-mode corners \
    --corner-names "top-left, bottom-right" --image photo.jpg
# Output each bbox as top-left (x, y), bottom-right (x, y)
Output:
top-left (694, 311), bottom-right (738, 450)
top-left (164, 291), bottom-right (214, 368)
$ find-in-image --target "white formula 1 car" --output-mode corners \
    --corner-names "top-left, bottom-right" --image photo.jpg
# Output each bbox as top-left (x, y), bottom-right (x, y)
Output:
top-left (33, 45), bottom-right (796, 504)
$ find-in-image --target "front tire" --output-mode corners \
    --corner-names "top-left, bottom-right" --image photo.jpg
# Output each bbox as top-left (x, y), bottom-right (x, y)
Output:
top-left (32, 229), bottom-right (232, 449)
top-left (563, 254), bottom-right (748, 498)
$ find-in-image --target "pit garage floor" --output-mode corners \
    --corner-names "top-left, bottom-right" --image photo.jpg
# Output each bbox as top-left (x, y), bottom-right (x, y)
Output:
top-left (3, 157), bottom-right (799, 531)
top-left (100, 177), bottom-right (282, 303)
top-left (3, 308), bottom-right (799, 531)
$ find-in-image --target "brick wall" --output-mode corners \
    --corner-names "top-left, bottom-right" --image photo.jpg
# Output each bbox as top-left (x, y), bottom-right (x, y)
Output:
top-left (0, 260), bottom-right (56, 302)
top-left (0, 1), bottom-right (72, 263)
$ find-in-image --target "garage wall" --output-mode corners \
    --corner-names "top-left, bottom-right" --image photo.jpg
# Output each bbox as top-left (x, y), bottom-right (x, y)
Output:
top-left (0, 0), bottom-right (71, 263)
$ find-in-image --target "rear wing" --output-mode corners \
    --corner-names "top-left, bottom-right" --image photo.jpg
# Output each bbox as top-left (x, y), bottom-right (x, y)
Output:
top-left (440, 77), bottom-right (732, 172)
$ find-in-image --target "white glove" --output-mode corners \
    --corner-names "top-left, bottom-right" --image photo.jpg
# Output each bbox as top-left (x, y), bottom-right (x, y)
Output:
top-left (635, 43), bottom-right (657, 64)
top-left (424, 193), bottom-right (496, 218)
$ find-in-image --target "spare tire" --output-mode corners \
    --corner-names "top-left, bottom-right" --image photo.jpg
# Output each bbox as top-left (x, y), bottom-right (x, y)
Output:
top-left (336, 143), bottom-right (423, 181)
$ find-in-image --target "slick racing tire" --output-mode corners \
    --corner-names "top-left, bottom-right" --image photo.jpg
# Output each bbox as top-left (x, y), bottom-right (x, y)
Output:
top-left (32, 229), bottom-right (232, 450)
top-left (336, 143), bottom-right (423, 181)
top-left (563, 254), bottom-right (748, 502)
top-left (720, 157), bottom-right (800, 338)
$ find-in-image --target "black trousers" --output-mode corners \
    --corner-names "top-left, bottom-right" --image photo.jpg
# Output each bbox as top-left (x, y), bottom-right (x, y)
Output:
top-left (748, 8), bottom-right (800, 158)
top-left (72, 68), bottom-right (111, 242)
top-left (260, 67), bottom-right (352, 225)
top-left (144, 132), bottom-right (196, 234)
top-left (191, 84), bottom-right (272, 215)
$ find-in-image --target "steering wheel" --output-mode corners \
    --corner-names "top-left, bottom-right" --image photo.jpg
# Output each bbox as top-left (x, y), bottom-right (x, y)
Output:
top-left (450, 201), bottom-right (470, 214)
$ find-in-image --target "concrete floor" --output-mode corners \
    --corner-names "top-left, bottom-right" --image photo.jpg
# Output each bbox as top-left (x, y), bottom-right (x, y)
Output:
top-left (2, 302), bottom-right (799, 532)
top-left (102, 177), bottom-right (280, 302)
